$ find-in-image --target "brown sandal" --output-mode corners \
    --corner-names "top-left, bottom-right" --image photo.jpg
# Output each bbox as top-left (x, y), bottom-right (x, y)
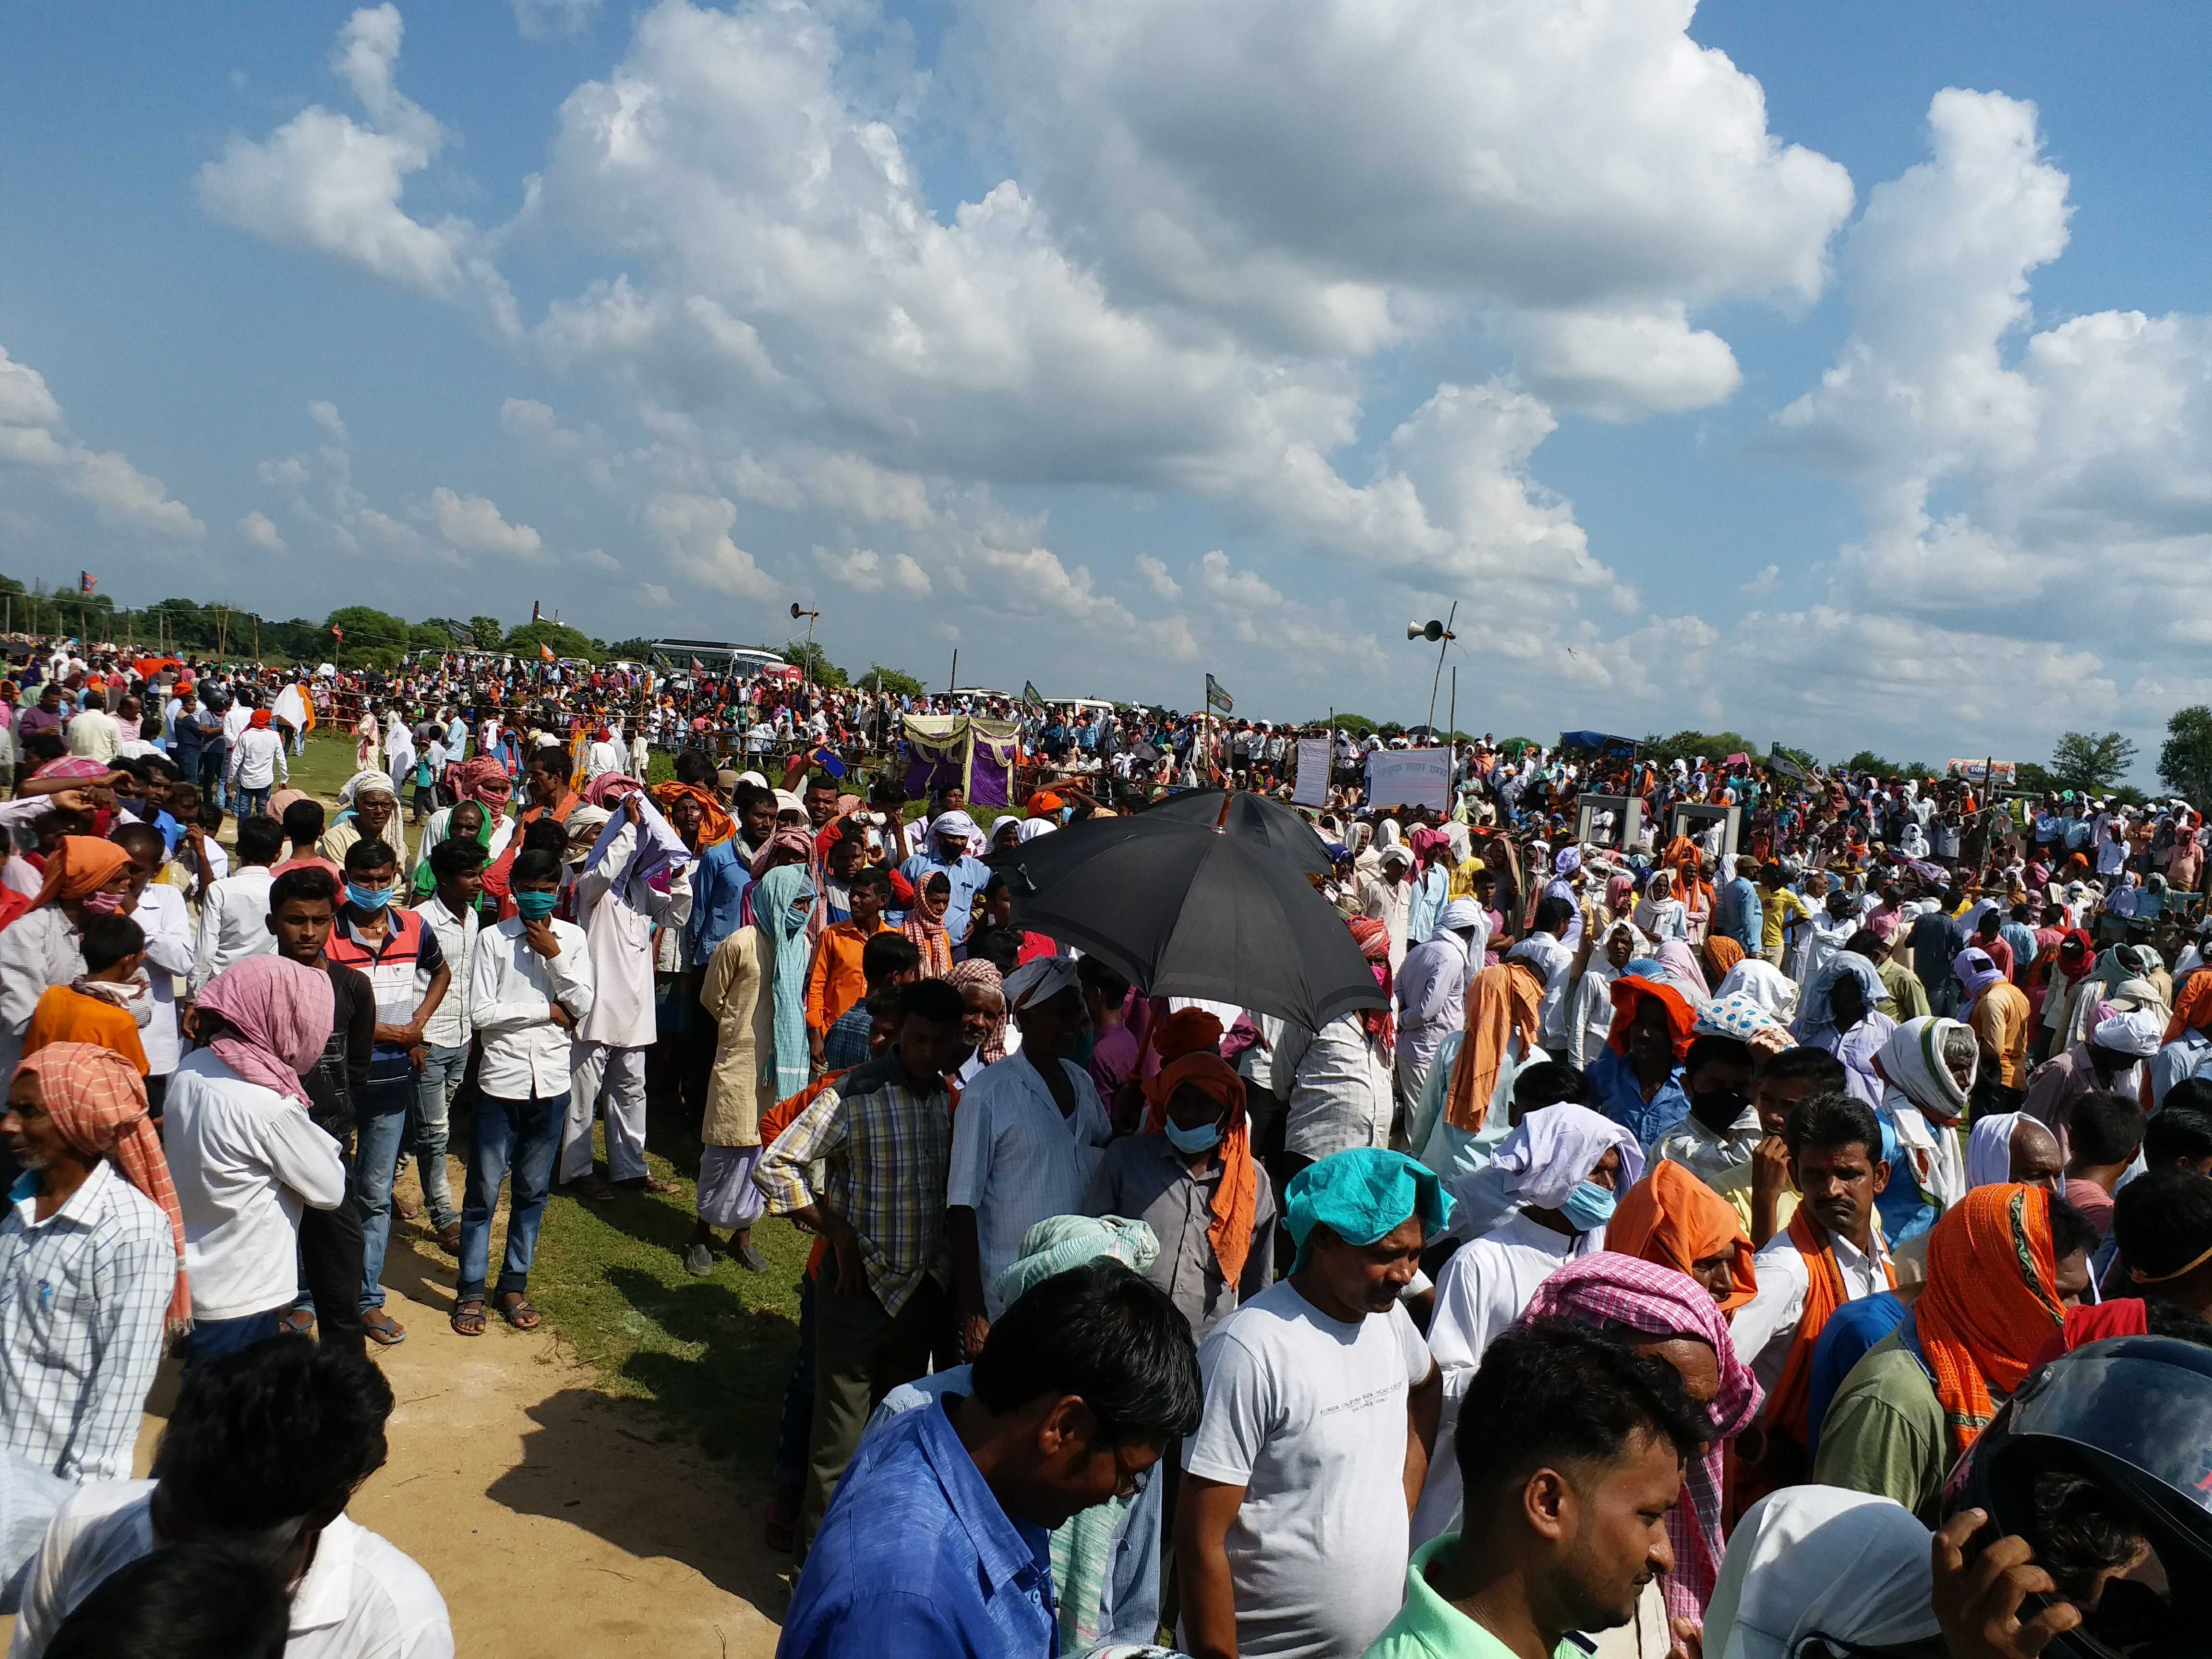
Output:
top-left (496, 1293), bottom-right (541, 1331)
top-left (451, 1300), bottom-right (487, 1337)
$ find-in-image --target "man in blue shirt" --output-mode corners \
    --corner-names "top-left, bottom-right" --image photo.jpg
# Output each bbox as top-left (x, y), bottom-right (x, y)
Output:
top-left (1714, 854), bottom-right (1763, 956)
top-left (781, 1259), bottom-right (1200, 1659)
top-left (900, 808), bottom-right (990, 947)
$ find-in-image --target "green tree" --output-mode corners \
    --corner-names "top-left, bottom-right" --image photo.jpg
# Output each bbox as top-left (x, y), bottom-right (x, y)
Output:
top-left (1840, 750), bottom-right (1893, 776)
top-left (858, 663), bottom-right (925, 697)
top-left (781, 638), bottom-right (848, 687)
top-left (469, 614), bottom-right (504, 649)
top-left (503, 620), bottom-right (601, 663)
top-left (602, 637), bottom-right (657, 664)
top-left (2050, 730), bottom-right (2140, 794)
top-left (325, 605), bottom-right (409, 663)
top-left (2158, 706), bottom-right (2212, 807)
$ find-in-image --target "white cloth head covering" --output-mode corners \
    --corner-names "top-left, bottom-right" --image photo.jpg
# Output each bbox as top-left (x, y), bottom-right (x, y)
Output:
top-left (737, 770), bottom-right (769, 789)
top-left (1018, 817), bottom-right (1058, 842)
top-left (340, 768), bottom-right (397, 804)
top-left (1003, 955), bottom-right (1080, 1012)
top-left (1438, 898), bottom-right (1486, 935)
top-left (931, 808), bottom-right (981, 844)
top-left (1875, 1016), bottom-right (1974, 1119)
top-left (772, 788), bottom-right (807, 818)
top-left (1489, 1104), bottom-right (1644, 1212)
top-left (991, 815), bottom-right (1023, 841)
top-left (1375, 820), bottom-right (1403, 850)
top-left (1966, 1111), bottom-right (2028, 1189)
top-left (1701, 1489), bottom-right (1937, 1659)
top-left (2093, 1007), bottom-right (2165, 1058)
top-left (1380, 844), bottom-right (1415, 871)
top-left (1713, 958), bottom-right (1800, 1022)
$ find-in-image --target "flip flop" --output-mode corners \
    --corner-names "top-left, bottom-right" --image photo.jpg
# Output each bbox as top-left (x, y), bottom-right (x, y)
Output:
top-left (280, 1308), bottom-right (317, 1337)
top-left (362, 1310), bottom-right (408, 1346)
top-left (451, 1300), bottom-right (487, 1337)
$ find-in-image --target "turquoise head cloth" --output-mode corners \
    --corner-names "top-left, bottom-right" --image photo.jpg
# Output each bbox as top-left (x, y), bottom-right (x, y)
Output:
top-left (755, 862), bottom-right (819, 1100)
top-left (1284, 1148), bottom-right (1455, 1273)
top-left (989, 1214), bottom-right (1161, 1310)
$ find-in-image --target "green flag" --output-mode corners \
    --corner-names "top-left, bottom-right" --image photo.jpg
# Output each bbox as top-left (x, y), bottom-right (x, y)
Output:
top-left (1023, 679), bottom-right (1043, 708)
top-left (1205, 673), bottom-right (1234, 716)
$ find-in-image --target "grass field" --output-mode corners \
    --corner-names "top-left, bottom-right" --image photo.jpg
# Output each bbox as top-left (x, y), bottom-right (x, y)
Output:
top-left (284, 729), bottom-right (809, 1473)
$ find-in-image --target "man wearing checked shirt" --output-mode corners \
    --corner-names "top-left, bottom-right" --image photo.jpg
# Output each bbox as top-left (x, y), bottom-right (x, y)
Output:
top-left (755, 977), bottom-right (971, 1561)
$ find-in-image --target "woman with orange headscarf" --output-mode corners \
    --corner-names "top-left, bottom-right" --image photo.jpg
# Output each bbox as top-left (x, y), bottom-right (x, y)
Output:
top-left (0, 836), bottom-right (136, 1082)
top-left (1585, 973), bottom-right (1697, 1148)
top-left (1083, 1048), bottom-right (1274, 1337)
top-left (1813, 1181), bottom-right (2096, 1521)
top-left (1605, 1158), bottom-right (1756, 1313)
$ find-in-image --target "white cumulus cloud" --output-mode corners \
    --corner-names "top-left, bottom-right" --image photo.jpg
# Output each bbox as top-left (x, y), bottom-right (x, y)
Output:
top-left (0, 343), bottom-right (203, 539)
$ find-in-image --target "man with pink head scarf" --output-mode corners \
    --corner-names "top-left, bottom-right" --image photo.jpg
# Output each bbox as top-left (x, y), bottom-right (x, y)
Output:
top-left (163, 955), bottom-right (350, 1361)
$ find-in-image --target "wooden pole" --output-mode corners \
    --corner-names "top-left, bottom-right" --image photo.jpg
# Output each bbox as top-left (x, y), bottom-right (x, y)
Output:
top-left (948, 647), bottom-right (958, 700)
top-left (217, 607), bottom-right (228, 659)
top-left (253, 616), bottom-right (261, 665)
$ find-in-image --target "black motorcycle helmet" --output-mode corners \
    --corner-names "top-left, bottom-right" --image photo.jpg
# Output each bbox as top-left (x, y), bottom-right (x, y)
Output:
top-left (1945, 1336), bottom-right (2212, 1659)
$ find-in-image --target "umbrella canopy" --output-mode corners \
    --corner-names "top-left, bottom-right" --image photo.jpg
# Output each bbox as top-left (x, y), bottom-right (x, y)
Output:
top-left (1141, 788), bottom-right (1336, 876)
top-left (989, 815), bottom-right (1386, 1030)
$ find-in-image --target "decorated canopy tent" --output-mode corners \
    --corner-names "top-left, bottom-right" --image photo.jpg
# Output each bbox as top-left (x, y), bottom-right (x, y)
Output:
top-left (903, 713), bottom-right (1020, 808)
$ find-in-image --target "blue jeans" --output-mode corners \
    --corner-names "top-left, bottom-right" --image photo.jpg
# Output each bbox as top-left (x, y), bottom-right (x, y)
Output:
top-left (411, 1045), bottom-right (467, 1230)
top-left (353, 1073), bottom-right (414, 1313)
top-left (180, 1305), bottom-right (289, 1367)
top-left (458, 1089), bottom-right (566, 1302)
top-left (237, 784), bottom-right (271, 821)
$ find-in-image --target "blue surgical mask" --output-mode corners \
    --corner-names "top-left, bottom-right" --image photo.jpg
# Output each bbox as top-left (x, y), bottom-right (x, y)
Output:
top-left (1163, 1116), bottom-right (1224, 1155)
top-left (1559, 1179), bottom-right (1618, 1233)
top-left (514, 890), bottom-right (559, 921)
top-left (346, 882), bottom-right (393, 913)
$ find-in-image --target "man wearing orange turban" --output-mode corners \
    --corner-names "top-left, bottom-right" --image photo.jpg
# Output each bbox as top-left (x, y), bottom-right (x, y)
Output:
top-left (1604, 1159), bottom-right (1757, 1312)
top-left (1084, 1050), bottom-right (1276, 1338)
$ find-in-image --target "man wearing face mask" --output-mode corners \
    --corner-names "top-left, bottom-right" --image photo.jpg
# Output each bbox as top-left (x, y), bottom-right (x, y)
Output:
top-left (1416, 1104), bottom-right (1643, 1546)
top-left (1649, 1034), bottom-right (1763, 1188)
top-left (1083, 1048), bottom-right (1279, 1339)
top-left (454, 849), bottom-right (594, 1338)
top-left (323, 840), bottom-right (449, 1347)
top-left (948, 957), bottom-right (1112, 1359)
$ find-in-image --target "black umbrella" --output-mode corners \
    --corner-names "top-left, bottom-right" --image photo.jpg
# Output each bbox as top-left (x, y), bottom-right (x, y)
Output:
top-left (1140, 788), bottom-right (1337, 875)
top-left (990, 815), bottom-right (1384, 1030)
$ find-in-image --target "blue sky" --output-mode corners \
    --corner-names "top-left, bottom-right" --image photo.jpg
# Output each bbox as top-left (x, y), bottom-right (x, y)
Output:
top-left (3, 1), bottom-right (2209, 775)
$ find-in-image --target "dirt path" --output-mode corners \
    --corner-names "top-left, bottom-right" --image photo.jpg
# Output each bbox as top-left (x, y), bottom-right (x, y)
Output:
top-left (9, 1233), bottom-right (791, 1659)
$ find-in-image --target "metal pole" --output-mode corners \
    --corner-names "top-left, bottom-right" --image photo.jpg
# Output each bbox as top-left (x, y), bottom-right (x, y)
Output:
top-left (1425, 600), bottom-right (1456, 737)
top-left (804, 612), bottom-right (815, 694)
top-left (948, 647), bottom-right (958, 700)
top-left (1448, 666), bottom-right (1457, 751)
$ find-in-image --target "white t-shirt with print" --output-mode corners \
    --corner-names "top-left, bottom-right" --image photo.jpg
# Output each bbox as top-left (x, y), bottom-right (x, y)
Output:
top-left (1180, 1280), bottom-right (1433, 1659)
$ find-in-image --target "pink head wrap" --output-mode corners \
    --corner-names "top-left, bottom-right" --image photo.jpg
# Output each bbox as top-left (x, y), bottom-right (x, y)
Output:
top-left (582, 773), bottom-right (643, 808)
top-left (1516, 1254), bottom-right (1763, 1624)
top-left (750, 824), bottom-right (815, 880)
top-left (194, 956), bottom-right (335, 1108)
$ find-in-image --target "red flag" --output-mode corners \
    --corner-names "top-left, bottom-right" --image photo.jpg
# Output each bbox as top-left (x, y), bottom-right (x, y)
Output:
top-left (331, 625), bottom-right (345, 641)
top-left (540, 641), bottom-right (556, 663)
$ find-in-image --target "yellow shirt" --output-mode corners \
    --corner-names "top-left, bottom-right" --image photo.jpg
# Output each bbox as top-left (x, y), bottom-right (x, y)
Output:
top-left (1968, 980), bottom-right (2032, 1089)
top-left (1759, 883), bottom-right (1814, 956)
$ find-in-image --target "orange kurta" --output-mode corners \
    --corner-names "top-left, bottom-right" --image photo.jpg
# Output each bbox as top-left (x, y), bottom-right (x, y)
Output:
top-left (24, 986), bottom-right (149, 1075)
top-left (804, 919), bottom-right (883, 1035)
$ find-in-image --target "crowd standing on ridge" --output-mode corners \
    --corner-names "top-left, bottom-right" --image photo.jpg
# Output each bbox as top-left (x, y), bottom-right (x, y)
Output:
top-left (0, 630), bottom-right (2203, 1659)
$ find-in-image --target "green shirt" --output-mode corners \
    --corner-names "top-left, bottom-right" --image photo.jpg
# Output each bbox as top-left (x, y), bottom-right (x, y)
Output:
top-left (1363, 1533), bottom-right (1589, 1659)
top-left (1810, 1329), bottom-right (1949, 1523)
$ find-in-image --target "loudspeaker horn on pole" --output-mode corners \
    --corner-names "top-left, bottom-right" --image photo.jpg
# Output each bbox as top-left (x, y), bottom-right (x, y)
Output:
top-left (1409, 619), bottom-right (1453, 642)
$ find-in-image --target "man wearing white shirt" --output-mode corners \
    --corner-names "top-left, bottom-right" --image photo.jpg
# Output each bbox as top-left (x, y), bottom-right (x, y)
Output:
top-left (458, 847), bottom-right (594, 1335)
top-left (60, 692), bottom-right (121, 764)
top-left (946, 958), bottom-right (1112, 1352)
top-left (7, 1335), bottom-right (452, 1659)
top-left (411, 841), bottom-right (483, 1252)
top-left (163, 959), bottom-right (349, 1361)
top-left (1725, 1091), bottom-right (1893, 1493)
top-left (1506, 895), bottom-right (1577, 1051)
top-left (188, 817), bottom-right (283, 997)
top-left (110, 825), bottom-right (192, 1115)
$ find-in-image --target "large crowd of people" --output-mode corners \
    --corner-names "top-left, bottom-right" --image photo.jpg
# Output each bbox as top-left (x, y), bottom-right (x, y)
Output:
top-left (0, 630), bottom-right (2204, 1659)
